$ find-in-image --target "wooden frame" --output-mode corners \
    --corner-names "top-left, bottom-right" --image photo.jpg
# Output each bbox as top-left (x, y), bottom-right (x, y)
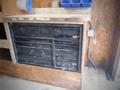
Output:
top-left (0, 14), bottom-right (9, 48)
top-left (4, 15), bottom-right (89, 66)
top-left (0, 14), bottom-right (89, 90)
top-left (4, 22), bottom-right (17, 63)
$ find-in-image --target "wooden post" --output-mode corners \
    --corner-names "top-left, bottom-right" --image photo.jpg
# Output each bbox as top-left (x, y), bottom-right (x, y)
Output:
top-left (4, 22), bottom-right (17, 63)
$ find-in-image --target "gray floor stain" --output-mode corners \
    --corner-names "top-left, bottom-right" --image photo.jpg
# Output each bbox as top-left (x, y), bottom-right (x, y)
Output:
top-left (0, 74), bottom-right (67, 90)
top-left (82, 67), bottom-right (120, 90)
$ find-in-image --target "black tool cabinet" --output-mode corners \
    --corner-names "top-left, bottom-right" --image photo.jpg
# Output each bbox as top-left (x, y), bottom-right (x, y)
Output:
top-left (9, 23), bottom-right (83, 72)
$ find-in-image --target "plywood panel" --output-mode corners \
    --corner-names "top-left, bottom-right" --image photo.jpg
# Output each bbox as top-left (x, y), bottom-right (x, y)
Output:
top-left (0, 60), bottom-right (81, 90)
top-left (90, 0), bottom-right (120, 73)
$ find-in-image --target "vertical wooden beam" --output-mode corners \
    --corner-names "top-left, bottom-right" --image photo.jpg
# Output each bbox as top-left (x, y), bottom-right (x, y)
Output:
top-left (4, 22), bottom-right (17, 63)
top-left (80, 22), bottom-right (89, 90)
top-left (81, 22), bottom-right (89, 74)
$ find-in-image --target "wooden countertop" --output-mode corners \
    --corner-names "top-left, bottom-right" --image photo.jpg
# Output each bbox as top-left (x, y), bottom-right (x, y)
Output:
top-left (0, 8), bottom-right (91, 22)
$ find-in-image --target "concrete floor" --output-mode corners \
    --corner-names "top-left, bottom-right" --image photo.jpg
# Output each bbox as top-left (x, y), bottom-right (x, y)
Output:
top-left (81, 67), bottom-right (120, 90)
top-left (0, 67), bottom-right (120, 90)
top-left (0, 75), bottom-right (67, 90)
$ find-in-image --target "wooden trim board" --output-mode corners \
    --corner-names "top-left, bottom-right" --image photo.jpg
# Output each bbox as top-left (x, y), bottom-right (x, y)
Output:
top-left (80, 22), bottom-right (89, 90)
top-left (2, 19), bottom-right (88, 90)
top-left (30, 8), bottom-right (91, 14)
top-left (3, 14), bottom-right (90, 22)
top-left (81, 22), bottom-right (89, 74)
top-left (4, 22), bottom-right (17, 63)
top-left (0, 60), bottom-right (81, 90)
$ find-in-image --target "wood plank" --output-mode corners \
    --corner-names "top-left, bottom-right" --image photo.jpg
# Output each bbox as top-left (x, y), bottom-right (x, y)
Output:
top-left (81, 22), bottom-right (89, 74)
top-left (4, 22), bottom-right (17, 63)
top-left (2, 8), bottom-right (91, 22)
top-left (0, 60), bottom-right (81, 90)
top-left (30, 8), bottom-right (91, 14)
top-left (4, 14), bottom-right (90, 22)
top-left (0, 40), bottom-right (9, 48)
